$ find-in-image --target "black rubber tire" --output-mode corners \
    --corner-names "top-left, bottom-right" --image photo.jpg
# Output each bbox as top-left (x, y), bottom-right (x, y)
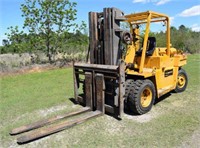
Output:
top-left (128, 79), bottom-right (156, 115)
top-left (124, 79), bottom-right (134, 110)
top-left (124, 79), bottom-right (134, 100)
top-left (174, 69), bottom-right (188, 93)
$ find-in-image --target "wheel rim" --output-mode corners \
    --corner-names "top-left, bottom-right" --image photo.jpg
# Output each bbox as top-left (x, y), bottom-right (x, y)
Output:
top-left (141, 87), bottom-right (152, 108)
top-left (177, 74), bottom-right (186, 88)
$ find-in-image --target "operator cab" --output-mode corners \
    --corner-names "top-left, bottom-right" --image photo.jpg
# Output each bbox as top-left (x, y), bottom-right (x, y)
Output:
top-left (136, 36), bottom-right (156, 56)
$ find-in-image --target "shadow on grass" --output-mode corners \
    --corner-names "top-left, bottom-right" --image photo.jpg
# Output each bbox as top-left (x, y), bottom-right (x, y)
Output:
top-left (69, 96), bottom-right (122, 120)
top-left (69, 94), bottom-right (86, 107)
top-left (69, 92), bottom-right (173, 117)
top-left (124, 92), bottom-right (173, 116)
top-left (69, 98), bottom-right (79, 105)
top-left (154, 92), bottom-right (172, 105)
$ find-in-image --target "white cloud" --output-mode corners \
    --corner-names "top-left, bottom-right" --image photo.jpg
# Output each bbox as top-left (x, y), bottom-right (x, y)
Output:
top-left (132, 0), bottom-right (171, 5)
top-left (179, 5), bottom-right (200, 17)
top-left (169, 17), bottom-right (175, 25)
top-left (156, 0), bottom-right (171, 5)
top-left (133, 0), bottom-right (150, 3)
top-left (191, 24), bottom-right (200, 32)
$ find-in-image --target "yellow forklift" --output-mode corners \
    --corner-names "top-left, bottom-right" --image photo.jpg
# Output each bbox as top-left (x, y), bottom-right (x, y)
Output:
top-left (122, 10), bottom-right (188, 114)
top-left (10, 8), bottom-right (188, 143)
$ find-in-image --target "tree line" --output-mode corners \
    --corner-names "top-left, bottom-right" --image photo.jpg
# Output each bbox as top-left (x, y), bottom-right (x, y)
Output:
top-left (2, 24), bottom-right (199, 55)
top-left (152, 25), bottom-right (200, 54)
top-left (1, 26), bottom-right (88, 54)
top-left (1, 0), bottom-right (199, 63)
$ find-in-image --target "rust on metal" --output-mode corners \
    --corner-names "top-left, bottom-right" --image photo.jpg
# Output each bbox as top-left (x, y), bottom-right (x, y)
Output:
top-left (89, 12), bottom-right (98, 64)
top-left (74, 63), bottom-right (118, 71)
top-left (11, 7), bottom-right (128, 144)
top-left (85, 72), bottom-right (93, 109)
top-left (74, 62), bottom-right (123, 118)
top-left (119, 61), bottom-right (125, 118)
top-left (17, 111), bottom-right (102, 144)
top-left (95, 73), bottom-right (105, 113)
top-left (73, 61), bottom-right (79, 102)
top-left (10, 107), bottom-right (90, 135)
top-left (103, 8), bottom-right (125, 65)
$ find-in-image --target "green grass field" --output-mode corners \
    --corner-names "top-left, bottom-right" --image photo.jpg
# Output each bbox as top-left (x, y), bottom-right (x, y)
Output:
top-left (1, 54), bottom-right (200, 147)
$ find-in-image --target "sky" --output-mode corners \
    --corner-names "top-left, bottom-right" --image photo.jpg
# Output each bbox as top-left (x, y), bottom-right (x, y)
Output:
top-left (0, 0), bottom-right (200, 46)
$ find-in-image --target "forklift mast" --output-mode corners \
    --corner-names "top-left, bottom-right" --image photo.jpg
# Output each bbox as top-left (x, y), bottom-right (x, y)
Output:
top-left (89, 8), bottom-right (126, 65)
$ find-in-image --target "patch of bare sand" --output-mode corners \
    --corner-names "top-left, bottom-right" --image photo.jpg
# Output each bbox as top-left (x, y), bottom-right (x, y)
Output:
top-left (10, 103), bottom-right (79, 126)
top-left (7, 135), bottom-right (51, 148)
top-left (123, 108), bottom-right (161, 123)
top-left (171, 99), bottom-right (187, 107)
top-left (0, 63), bottom-right (72, 77)
top-left (38, 104), bottom-right (69, 117)
top-left (104, 116), bottom-right (125, 134)
top-left (6, 104), bottom-right (80, 147)
top-left (179, 127), bottom-right (200, 148)
top-left (0, 64), bottom-right (52, 77)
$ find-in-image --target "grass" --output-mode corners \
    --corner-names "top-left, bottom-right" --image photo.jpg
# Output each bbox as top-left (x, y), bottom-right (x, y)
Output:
top-left (0, 54), bottom-right (200, 147)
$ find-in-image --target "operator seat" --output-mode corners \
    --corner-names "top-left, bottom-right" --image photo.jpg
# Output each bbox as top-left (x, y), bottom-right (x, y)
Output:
top-left (146, 37), bottom-right (156, 56)
top-left (136, 37), bottom-right (156, 56)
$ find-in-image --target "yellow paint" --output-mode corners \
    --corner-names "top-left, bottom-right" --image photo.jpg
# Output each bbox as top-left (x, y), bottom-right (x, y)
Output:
top-left (141, 87), bottom-right (152, 107)
top-left (177, 74), bottom-right (186, 89)
top-left (139, 13), bottom-right (152, 73)
top-left (123, 11), bottom-right (187, 98)
top-left (125, 45), bottom-right (135, 64)
top-left (133, 27), bottom-right (140, 51)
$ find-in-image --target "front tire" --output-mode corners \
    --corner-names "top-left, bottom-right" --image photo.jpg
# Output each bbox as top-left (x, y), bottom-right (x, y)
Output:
top-left (128, 79), bottom-right (156, 115)
top-left (174, 69), bottom-right (188, 93)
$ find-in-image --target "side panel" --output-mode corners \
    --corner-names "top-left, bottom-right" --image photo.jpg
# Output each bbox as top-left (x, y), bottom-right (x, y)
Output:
top-left (127, 55), bottom-right (180, 98)
top-left (154, 67), bottom-right (178, 97)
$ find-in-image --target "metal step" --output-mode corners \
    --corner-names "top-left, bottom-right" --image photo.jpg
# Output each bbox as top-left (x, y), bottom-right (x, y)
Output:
top-left (10, 107), bottom-right (91, 135)
top-left (158, 85), bottom-right (174, 97)
top-left (17, 111), bottom-right (102, 144)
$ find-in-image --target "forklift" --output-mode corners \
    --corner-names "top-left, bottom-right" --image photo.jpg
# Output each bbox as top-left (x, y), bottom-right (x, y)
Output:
top-left (10, 8), bottom-right (188, 144)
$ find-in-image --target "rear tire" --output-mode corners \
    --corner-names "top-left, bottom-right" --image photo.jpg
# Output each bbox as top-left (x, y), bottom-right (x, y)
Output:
top-left (174, 69), bottom-right (188, 93)
top-left (128, 79), bottom-right (156, 115)
top-left (124, 79), bottom-right (134, 110)
top-left (125, 79), bottom-right (134, 100)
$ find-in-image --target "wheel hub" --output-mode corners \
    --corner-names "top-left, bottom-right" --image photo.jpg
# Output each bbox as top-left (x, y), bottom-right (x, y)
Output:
top-left (141, 87), bottom-right (152, 107)
top-left (178, 74), bottom-right (186, 88)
